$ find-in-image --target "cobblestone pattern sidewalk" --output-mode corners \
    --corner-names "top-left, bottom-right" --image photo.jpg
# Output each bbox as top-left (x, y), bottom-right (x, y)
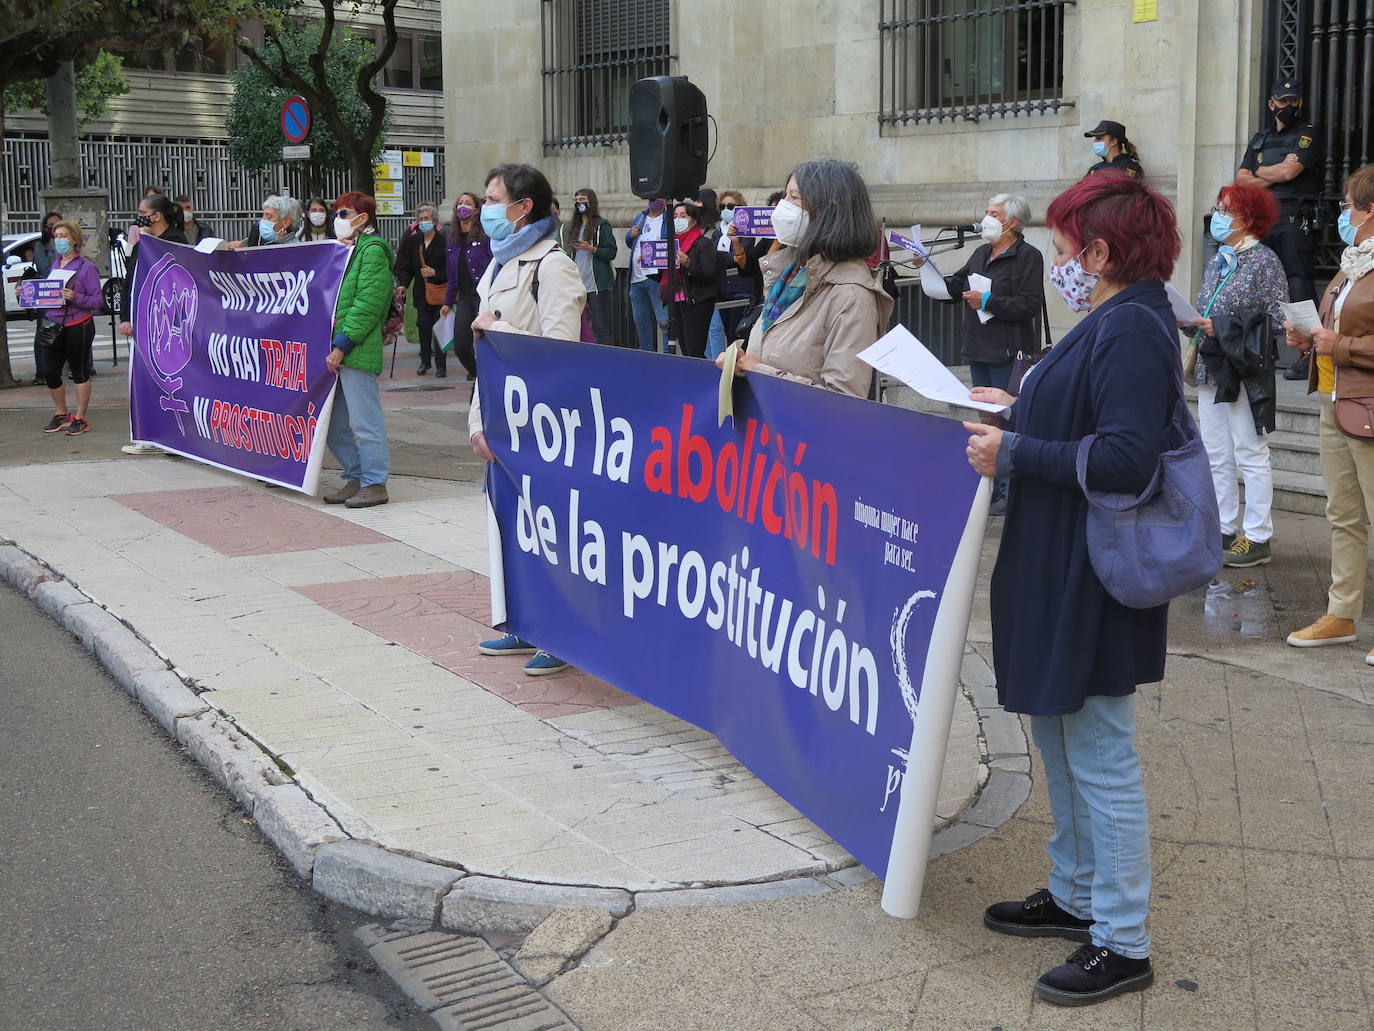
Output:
top-left (0, 458), bottom-right (991, 894)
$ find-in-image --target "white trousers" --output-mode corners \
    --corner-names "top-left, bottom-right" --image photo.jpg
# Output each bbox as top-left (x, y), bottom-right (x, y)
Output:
top-left (1197, 383), bottom-right (1274, 542)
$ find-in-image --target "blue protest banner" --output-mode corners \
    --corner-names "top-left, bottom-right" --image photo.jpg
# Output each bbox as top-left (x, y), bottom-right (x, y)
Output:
top-left (478, 332), bottom-right (987, 909)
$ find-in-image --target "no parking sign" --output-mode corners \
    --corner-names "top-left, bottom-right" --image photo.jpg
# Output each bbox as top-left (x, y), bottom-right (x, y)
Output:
top-left (280, 96), bottom-right (311, 143)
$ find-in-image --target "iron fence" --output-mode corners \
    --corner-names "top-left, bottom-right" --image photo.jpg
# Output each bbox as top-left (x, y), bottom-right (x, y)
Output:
top-left (540, 0), bottom-right (672, 149)
top-left (879, 0), bottom-right (1075, 126)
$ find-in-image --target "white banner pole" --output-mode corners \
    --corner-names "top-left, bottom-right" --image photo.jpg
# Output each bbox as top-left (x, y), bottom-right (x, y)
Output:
top-left (880, 475), bottom-right (992, 919)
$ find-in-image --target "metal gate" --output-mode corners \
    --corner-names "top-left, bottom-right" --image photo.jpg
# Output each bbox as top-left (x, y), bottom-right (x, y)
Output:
top-left (1261, 0), bottom-right (1374, 276)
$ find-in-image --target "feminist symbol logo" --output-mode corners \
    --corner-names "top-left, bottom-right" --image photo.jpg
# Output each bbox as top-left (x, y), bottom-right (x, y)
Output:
top-left (880, 588), bottom-right (938, 814)
top-left (137, 255), bottom-right (198, 435)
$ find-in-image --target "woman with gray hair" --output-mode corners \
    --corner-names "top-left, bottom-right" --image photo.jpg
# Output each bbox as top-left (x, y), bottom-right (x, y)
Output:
top-left (256, 194), bottom-right (302, 245)
top-left (718, 158), bottom-right (893, 396)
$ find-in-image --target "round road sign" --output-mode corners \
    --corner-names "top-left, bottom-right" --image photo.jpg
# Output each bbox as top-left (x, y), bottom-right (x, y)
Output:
top-left (280, 96), bottom-right (311, 144)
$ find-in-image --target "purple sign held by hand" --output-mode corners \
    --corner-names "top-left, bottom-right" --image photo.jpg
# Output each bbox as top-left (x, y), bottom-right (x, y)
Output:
top-left (17, 278), bottom-right (66, 309)
top-left (730, 206), bottom-right (777, 238)
top-left (638, 239), bottom-right (672, 270)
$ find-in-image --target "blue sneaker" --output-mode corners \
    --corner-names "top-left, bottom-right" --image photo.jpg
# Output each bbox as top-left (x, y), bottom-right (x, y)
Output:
top-left (523, 651), bottom-right (569, 676)
top-left (478, 633), bottom-right (537, 656)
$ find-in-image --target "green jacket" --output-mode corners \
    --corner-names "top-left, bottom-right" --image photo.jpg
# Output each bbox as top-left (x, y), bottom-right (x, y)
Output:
top-left (566, 217), bottom-right (618, 292)
top-left (334, 232), bottom-right (395, 375)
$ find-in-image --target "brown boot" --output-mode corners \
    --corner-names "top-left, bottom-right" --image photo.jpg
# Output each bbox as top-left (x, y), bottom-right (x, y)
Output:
top-left (322, 478), bottom-right (360, 504)
top-left (1286, 615), bottom-right (1356, 648)
top-left (345, 483), bottom-right (389, 508)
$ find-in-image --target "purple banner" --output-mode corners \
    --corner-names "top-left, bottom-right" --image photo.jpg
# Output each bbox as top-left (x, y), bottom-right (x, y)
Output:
top-left (17, 278), bottom-right (66, 309)
top-left (637, 239), bottom-right (672, 270)
top-left (128, 236), bottom-right (349, 493)
top-left (730, 206), bottom-right (776, 238)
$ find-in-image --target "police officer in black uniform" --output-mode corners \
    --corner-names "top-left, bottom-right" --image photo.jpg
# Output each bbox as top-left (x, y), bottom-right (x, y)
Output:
top-left (1237, 78), bottom-right (1324, 378)
top-left (1083, 120), bottom-right (1144, 179)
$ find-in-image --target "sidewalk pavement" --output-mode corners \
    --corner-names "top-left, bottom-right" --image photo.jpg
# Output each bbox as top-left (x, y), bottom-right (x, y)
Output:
top-left (3, 342), bottom-right (1373, 1029)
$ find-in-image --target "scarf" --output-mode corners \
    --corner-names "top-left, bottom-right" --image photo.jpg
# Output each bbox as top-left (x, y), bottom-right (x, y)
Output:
top-left (489, 215), bottom-right (556, 278)
top-left (761, 259), bottom-right (808, 332)
top-left (1339, 236), bottom-right (1374, 282)
top-left (1214, 235), bottom-right (1258, 276)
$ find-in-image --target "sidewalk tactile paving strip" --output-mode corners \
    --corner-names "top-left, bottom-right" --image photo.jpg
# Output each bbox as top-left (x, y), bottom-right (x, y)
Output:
top-left (359, 925), bottom-right (576, 1031)
top-left (113, 485), bottom-right (389, 557)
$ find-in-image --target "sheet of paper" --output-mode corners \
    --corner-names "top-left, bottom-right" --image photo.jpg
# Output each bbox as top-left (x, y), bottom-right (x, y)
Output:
top-left (1165, 283), bottom-right (1203, 324)
top-left (47, 269), bottom-right (74, 285)
top-left (434, 309), bottom-right (456, 354)
top-left (967, 272), bottom-right (993, 324)
top-left (908, 225), bottom-right (927, 257)
top-left (917, 259), bottom-right (950, 301)
top-left (857, 325), bottom-right (1007, 414)
top-left (195, 237), bottom-right (224, 254)
top-left (718, 342), bottom-right (740, 426)
top-left (1280, 299), bottom-right (1322, 335)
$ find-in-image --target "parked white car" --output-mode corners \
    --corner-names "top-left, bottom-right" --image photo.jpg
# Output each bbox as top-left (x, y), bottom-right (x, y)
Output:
top-left (2, 232), bottom-right (41, 319)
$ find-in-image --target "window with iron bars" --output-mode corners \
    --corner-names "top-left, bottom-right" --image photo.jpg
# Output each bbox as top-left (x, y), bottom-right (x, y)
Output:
top-left (540, 0), bottom-right (671, 149)
top-left (879, 0), bottom-right (1074, 127)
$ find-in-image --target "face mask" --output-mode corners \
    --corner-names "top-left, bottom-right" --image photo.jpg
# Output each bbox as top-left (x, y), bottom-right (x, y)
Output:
top-left (182, 209), bottom-right (194, 222)
top-left (771, 199), bottom-right (810, 247)
top-left (54, 238), bottom-right (73, 256)
top-left (1274, 104), bottom-right (1302, 128)
top-left (673, 217), bottom-right (690, 235)
top-left (134, 214), bottom-right (153, 228)
top-left (576, 202), bottom-right (588, 213)
top-left (1338, 208), bottom-right (1371, 247)
top-left (455, 204), bottom-right (475, 221)
top-left (334, 215), bottom-right (358, 240)
top-left (481, 202), bottom-right (517, 241)
top-left (309, 211), bottom-right (327, 227)
top-left (1209, 212), bottom-right (1235, 243)
top-left (1092, 140), bottom-right (1109, 159)
top-left (1048, 246), bottom-right (1100, 313)
top-left (418, 220), bottom-right (435, 234)
top-left (258, 219), bottom-right (280, 244)
top-left (647, 201), bottom-right (665, 216)
top-left (979, 214), bottom-right (1006, 241)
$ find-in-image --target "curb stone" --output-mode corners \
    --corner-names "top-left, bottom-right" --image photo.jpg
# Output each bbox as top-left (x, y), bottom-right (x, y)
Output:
top-left (0, 540), bottom-right (1035, 936)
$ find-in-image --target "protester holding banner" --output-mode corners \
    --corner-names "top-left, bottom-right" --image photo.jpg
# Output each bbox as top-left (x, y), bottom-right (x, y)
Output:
top-left (570, 189), bottom-right (618, 346)
top-left (440, 192), bottom-right (492, 380)
top-left (39, 222), bottom-right (102, 437)
top-left (627, 199), bottom-right (670, 352)
top-left (322, 192), bottom-right (395, 509)
top-left (963, 174), bottom-right (1181, 1007)
top-left (469, 162), bottom-right (584, 675)
top-left (721, 161), bottom-right (891, 397)
top-left (394, 202), bottom-right (450, 377)
top-left (298, 198), bottom-right (336, 242)
top-left (665, 201), bottom-right (718, 359)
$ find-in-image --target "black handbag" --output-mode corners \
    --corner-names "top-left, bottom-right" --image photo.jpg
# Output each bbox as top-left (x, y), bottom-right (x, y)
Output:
top-left (35, 311), bottom-right (64, 349)
top-left (1007, 294), bottom-right (1055, 396)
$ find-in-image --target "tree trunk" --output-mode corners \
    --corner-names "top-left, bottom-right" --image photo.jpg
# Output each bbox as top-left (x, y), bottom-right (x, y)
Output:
top-left (350, 149), bottom-right (374, 193)
top-left (45, 61), bottom-right (81, 189)
top-left (0, 90), bottom-right (16, 390)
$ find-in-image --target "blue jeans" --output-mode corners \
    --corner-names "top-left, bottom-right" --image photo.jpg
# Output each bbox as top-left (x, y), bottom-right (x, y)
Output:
top-left (325, 365), bottom-right (390, 487)
top-left (705, 309), bottom-right (727, 361)
top-left (630, 277), bottom-right (668, 352)
top-left (1030, 693), bottom-right (1151, 958)
top-left (969, 359), bottom-right (1013, 391)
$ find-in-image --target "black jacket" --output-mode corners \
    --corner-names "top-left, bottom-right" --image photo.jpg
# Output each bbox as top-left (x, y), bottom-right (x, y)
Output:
top-left (942, 234), bottom-right (1046, 364)
top-left (119, 226), bottom-right (187, 323)
top-left (1200, 311), bottom-right (1277, 434)
top-left (660, 231), bottom-right (719, 305)
top-left (393, 226), bottom-right (449, 305)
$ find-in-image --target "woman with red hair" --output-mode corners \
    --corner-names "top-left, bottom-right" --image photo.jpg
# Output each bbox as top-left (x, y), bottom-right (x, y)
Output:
top-left (1185, 182), bottom-right (1287, 568)
top-left (962, 174), bottom-right (1183, 1007)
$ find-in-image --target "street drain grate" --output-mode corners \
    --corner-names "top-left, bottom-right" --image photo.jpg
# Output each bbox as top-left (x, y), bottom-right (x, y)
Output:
top-left (358, 925), bottom-right (578, 1031)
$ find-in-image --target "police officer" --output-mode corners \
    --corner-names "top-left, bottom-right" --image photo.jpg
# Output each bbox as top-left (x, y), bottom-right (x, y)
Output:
top-left (1237, 78), bottom-right (1324, 378)
top-left (1083, 120), bottom-right (1144, 179)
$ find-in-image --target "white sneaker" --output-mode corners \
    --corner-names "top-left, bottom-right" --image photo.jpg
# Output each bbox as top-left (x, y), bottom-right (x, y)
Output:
top-left (120, 442), bottom-right (165, 455)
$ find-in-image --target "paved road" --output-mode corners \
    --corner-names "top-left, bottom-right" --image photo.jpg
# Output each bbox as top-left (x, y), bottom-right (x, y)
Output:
top-left (0, 581), bottom-right (431, 1031)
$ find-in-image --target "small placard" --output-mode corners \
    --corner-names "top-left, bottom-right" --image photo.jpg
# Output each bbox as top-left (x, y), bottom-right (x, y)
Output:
top-left (374, 179), bottom-right (403, 199)
top-left (17, 278), bottom-right (67, 308)
top-left (730, 206), bottom-right (776, 238)
top-left (402, 150), bottom-right (422, 167)
top-left (373, 161), bottom-right (403, 181)
top-left (638, 239), bottom-right (673, 269)
top-left (1132, 0), bottom-right (1157, 21)
top-left (377, 198), bottom-right (405, 216)
top-left (281, 144), bottom-right (311, 160)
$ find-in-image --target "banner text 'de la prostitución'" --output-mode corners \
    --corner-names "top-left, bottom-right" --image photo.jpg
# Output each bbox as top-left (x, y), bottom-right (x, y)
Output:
top-left (128, 236), bottom-right (349, 493)
top-left (478, 333), bottom-right (981, 879)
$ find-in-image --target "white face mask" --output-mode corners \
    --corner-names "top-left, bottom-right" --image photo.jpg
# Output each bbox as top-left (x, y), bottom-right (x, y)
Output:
top-left (673, 217), bottom-right (690, 235)
top-left (980, 213), bottom-right (1007, 242)
top-left (309, 211), bottom-right (327, 227)
top-left (771, 198), bottom-right (810, 246)
top-left (334, 215), bottom-right (358, 240)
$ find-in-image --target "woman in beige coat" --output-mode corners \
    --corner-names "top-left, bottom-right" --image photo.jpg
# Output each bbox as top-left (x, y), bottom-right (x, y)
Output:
top-left (719, 159), bottom-right (893, 397)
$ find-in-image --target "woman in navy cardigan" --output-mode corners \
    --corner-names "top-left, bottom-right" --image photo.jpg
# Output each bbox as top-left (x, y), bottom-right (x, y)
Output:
top-left (963, 175), bottom-right (1182, 1008)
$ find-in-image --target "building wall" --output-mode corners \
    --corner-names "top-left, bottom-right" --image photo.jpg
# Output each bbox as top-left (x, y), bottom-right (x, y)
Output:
top-left (442, 0), bottom-right (1265, 320)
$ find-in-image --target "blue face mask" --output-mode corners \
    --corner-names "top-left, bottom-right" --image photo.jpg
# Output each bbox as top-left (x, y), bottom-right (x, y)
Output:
top-left (1338, 208), bottom-right (1370, 247)
top-left (481, 202), bottom-right (517, 241)
top-left (54, 238), bottom-right (73, 256)
top-left (1092, 140), bottom-right (1109, 159)
top-left (258, 218), bottom-right (280, 244)
top-left (1209, 213), bottom-right (1235, 243)
top-left (418, 220), bottom-right (435, 234)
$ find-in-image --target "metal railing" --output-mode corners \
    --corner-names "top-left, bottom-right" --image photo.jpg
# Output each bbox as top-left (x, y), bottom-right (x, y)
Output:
top-left (879, 0), bottom-right (1075, 126)
top-left (540, 0), bottom-right (671, 149)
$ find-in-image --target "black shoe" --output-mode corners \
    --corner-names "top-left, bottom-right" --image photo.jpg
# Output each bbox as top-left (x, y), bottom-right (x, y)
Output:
top-left (435, 368), bottom-right (447, 378)
top-left (1283, 359), bottom-right (1309, 381)
top-left (1035, 944), bottom-right (1153, 1007)
top-left (416, 364), bottom-right (430, 376)
top-left (984, 889), bottom-right (1093, 942)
